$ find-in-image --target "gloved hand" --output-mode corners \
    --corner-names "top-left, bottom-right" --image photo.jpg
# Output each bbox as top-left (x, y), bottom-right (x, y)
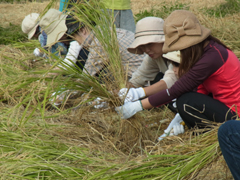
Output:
top-left (93, 97), bottom-right (108, 109)
top-left (115, 100), bottom-right (143, 119)
top-left (33, 48), bottom-right (43, 57)
top-left (50, 89), bottom-right (78, 106)
top-left (164, 113), bottom-right (183, 133)
top-left (172, 123), bottom-right (184, 135)
top-left (118, 87), bottom-right (146, 104)
top-left (50, 89), bottom-right (66, 106)
top-left (158, 113), bottom-right (185, 141)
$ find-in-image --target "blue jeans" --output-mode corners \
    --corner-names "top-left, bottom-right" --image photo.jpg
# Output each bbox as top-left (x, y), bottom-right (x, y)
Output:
top-left (218, 120), bottom-right (240, 180)
top-left (107, 9), bottom-right (136, 32)
top-left (39, 33), bottom-right (68, 58)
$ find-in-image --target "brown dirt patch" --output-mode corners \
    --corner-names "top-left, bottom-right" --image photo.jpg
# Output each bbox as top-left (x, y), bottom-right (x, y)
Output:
top-left (0, 1), bottom-right (52, 27)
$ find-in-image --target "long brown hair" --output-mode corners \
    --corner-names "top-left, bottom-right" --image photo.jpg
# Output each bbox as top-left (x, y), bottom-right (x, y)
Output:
top-left (178, 35), bottom-right (231, 78)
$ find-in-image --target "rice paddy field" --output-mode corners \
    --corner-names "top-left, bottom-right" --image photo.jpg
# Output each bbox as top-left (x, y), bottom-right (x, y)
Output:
top-left (0, 0), bottom-right (240, 179)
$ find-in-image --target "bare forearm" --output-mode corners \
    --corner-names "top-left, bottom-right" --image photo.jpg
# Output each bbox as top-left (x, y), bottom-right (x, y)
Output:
top-left (143, 80), bottom-right (167, 97)
top-left (141, 98), bottom-right (154, 109)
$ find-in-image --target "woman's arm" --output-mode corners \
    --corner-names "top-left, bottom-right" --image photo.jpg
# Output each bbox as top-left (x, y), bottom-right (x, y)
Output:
top-left (59, 41), bottom-right (82, 68)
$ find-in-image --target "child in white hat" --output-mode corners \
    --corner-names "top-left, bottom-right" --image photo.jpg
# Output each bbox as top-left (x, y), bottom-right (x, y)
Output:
top-left (158, 51), bottom-right (185, 141)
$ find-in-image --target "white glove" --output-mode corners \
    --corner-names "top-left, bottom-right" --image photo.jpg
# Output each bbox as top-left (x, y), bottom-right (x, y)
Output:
top-left (33, 48), bottom-right (43, 57)
top-left (50, 89), bottom-right (78, 106)
top-left (172, 124), bottom-right (184, 135)
top-left (165, 113), bottom-right (183, 133)
top-left (118, 87), bottom-right (146, 104)
top-left (158, 113), bottom-right (184, 141)
top-left (158, 131), bottom-right (174, 141)
top-left (93, 97), bottom-right (108, 109)
top-left (50, 90), bottom-right (66, 106)
top-left (115, 100), bottom-right (143, 119)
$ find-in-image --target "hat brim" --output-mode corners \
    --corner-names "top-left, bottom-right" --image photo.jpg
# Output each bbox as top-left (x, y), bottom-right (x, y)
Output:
top-left (46, 15), bottom-right (68, 46)
top-left (28, 23), bottom-right (39, 39)
top-left (162, 51), bottom-right (181, 63)
top-left (127, 35), bottom-right (165, 54)
top-left (163, 25), bottom-right (211, 54)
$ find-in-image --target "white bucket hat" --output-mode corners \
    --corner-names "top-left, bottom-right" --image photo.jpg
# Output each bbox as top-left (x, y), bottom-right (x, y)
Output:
top-left (127, 17), bottom-right (165, 54)
top-left (162, 51), bottom-right (181, 63)
top-left (21, 13), bottom-right (40, 39)
top-left (39, 9), bottom-right (68, 46)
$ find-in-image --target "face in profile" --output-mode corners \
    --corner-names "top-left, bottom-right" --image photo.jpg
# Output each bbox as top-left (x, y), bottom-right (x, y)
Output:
top-left (138, 43), bottom-right (164, 59)
top-left (32, 26), bottom-right (41, 39)
top-left (171, 61), bottom-right (179, 78)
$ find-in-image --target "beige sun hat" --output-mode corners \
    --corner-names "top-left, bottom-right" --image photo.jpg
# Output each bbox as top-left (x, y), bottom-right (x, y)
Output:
top-left (162, 51), bottom-right (181, 63)
top-left (127, 17), bottom-right (165, 54)
top-left (21, 13), bottom-right (40, 39)
top-left (162, 10), bottom-right (211, 54)
top-left (39, 9), bottom-right (68, 46)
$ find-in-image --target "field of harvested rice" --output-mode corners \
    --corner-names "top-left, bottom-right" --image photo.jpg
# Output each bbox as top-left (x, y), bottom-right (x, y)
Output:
top-left (0, 0), bottom-right (239, 179)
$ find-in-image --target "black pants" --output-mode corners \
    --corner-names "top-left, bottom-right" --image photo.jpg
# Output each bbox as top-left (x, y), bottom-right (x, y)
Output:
top-left (177, 92), bottom-right (237, 129)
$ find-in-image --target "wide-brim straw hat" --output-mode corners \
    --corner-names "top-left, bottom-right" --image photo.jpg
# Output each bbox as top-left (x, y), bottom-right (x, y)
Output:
top-left (128, 17), bottom-right (165, 54)
top-left (162, 10), bottom-right (211, 54)
top-left (162, 51), bottom-right (181, 63)
top-left (21, 13), bottom-right (40, 39)
top-left (39, 9), bottom-right (68, 46)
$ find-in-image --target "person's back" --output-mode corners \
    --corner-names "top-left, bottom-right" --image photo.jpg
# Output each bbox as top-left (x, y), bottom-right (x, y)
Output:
top-left (196, 40), bottom-right (240, 113)
top-left (116, 28), bottom-right (144, 77)
top-left (83, 27), bottom-right (144, 78)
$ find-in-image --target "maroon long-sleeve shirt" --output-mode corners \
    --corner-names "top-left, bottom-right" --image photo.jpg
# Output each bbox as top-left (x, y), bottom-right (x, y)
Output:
top-left (148, 40), bottom-right (240, 115)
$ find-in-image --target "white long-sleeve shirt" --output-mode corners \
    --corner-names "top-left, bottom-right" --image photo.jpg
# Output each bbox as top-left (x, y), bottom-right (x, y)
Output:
top-left (129, 55), bottom-right (178, 88)
top-left (58, 41), bottom-right (82, 69)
